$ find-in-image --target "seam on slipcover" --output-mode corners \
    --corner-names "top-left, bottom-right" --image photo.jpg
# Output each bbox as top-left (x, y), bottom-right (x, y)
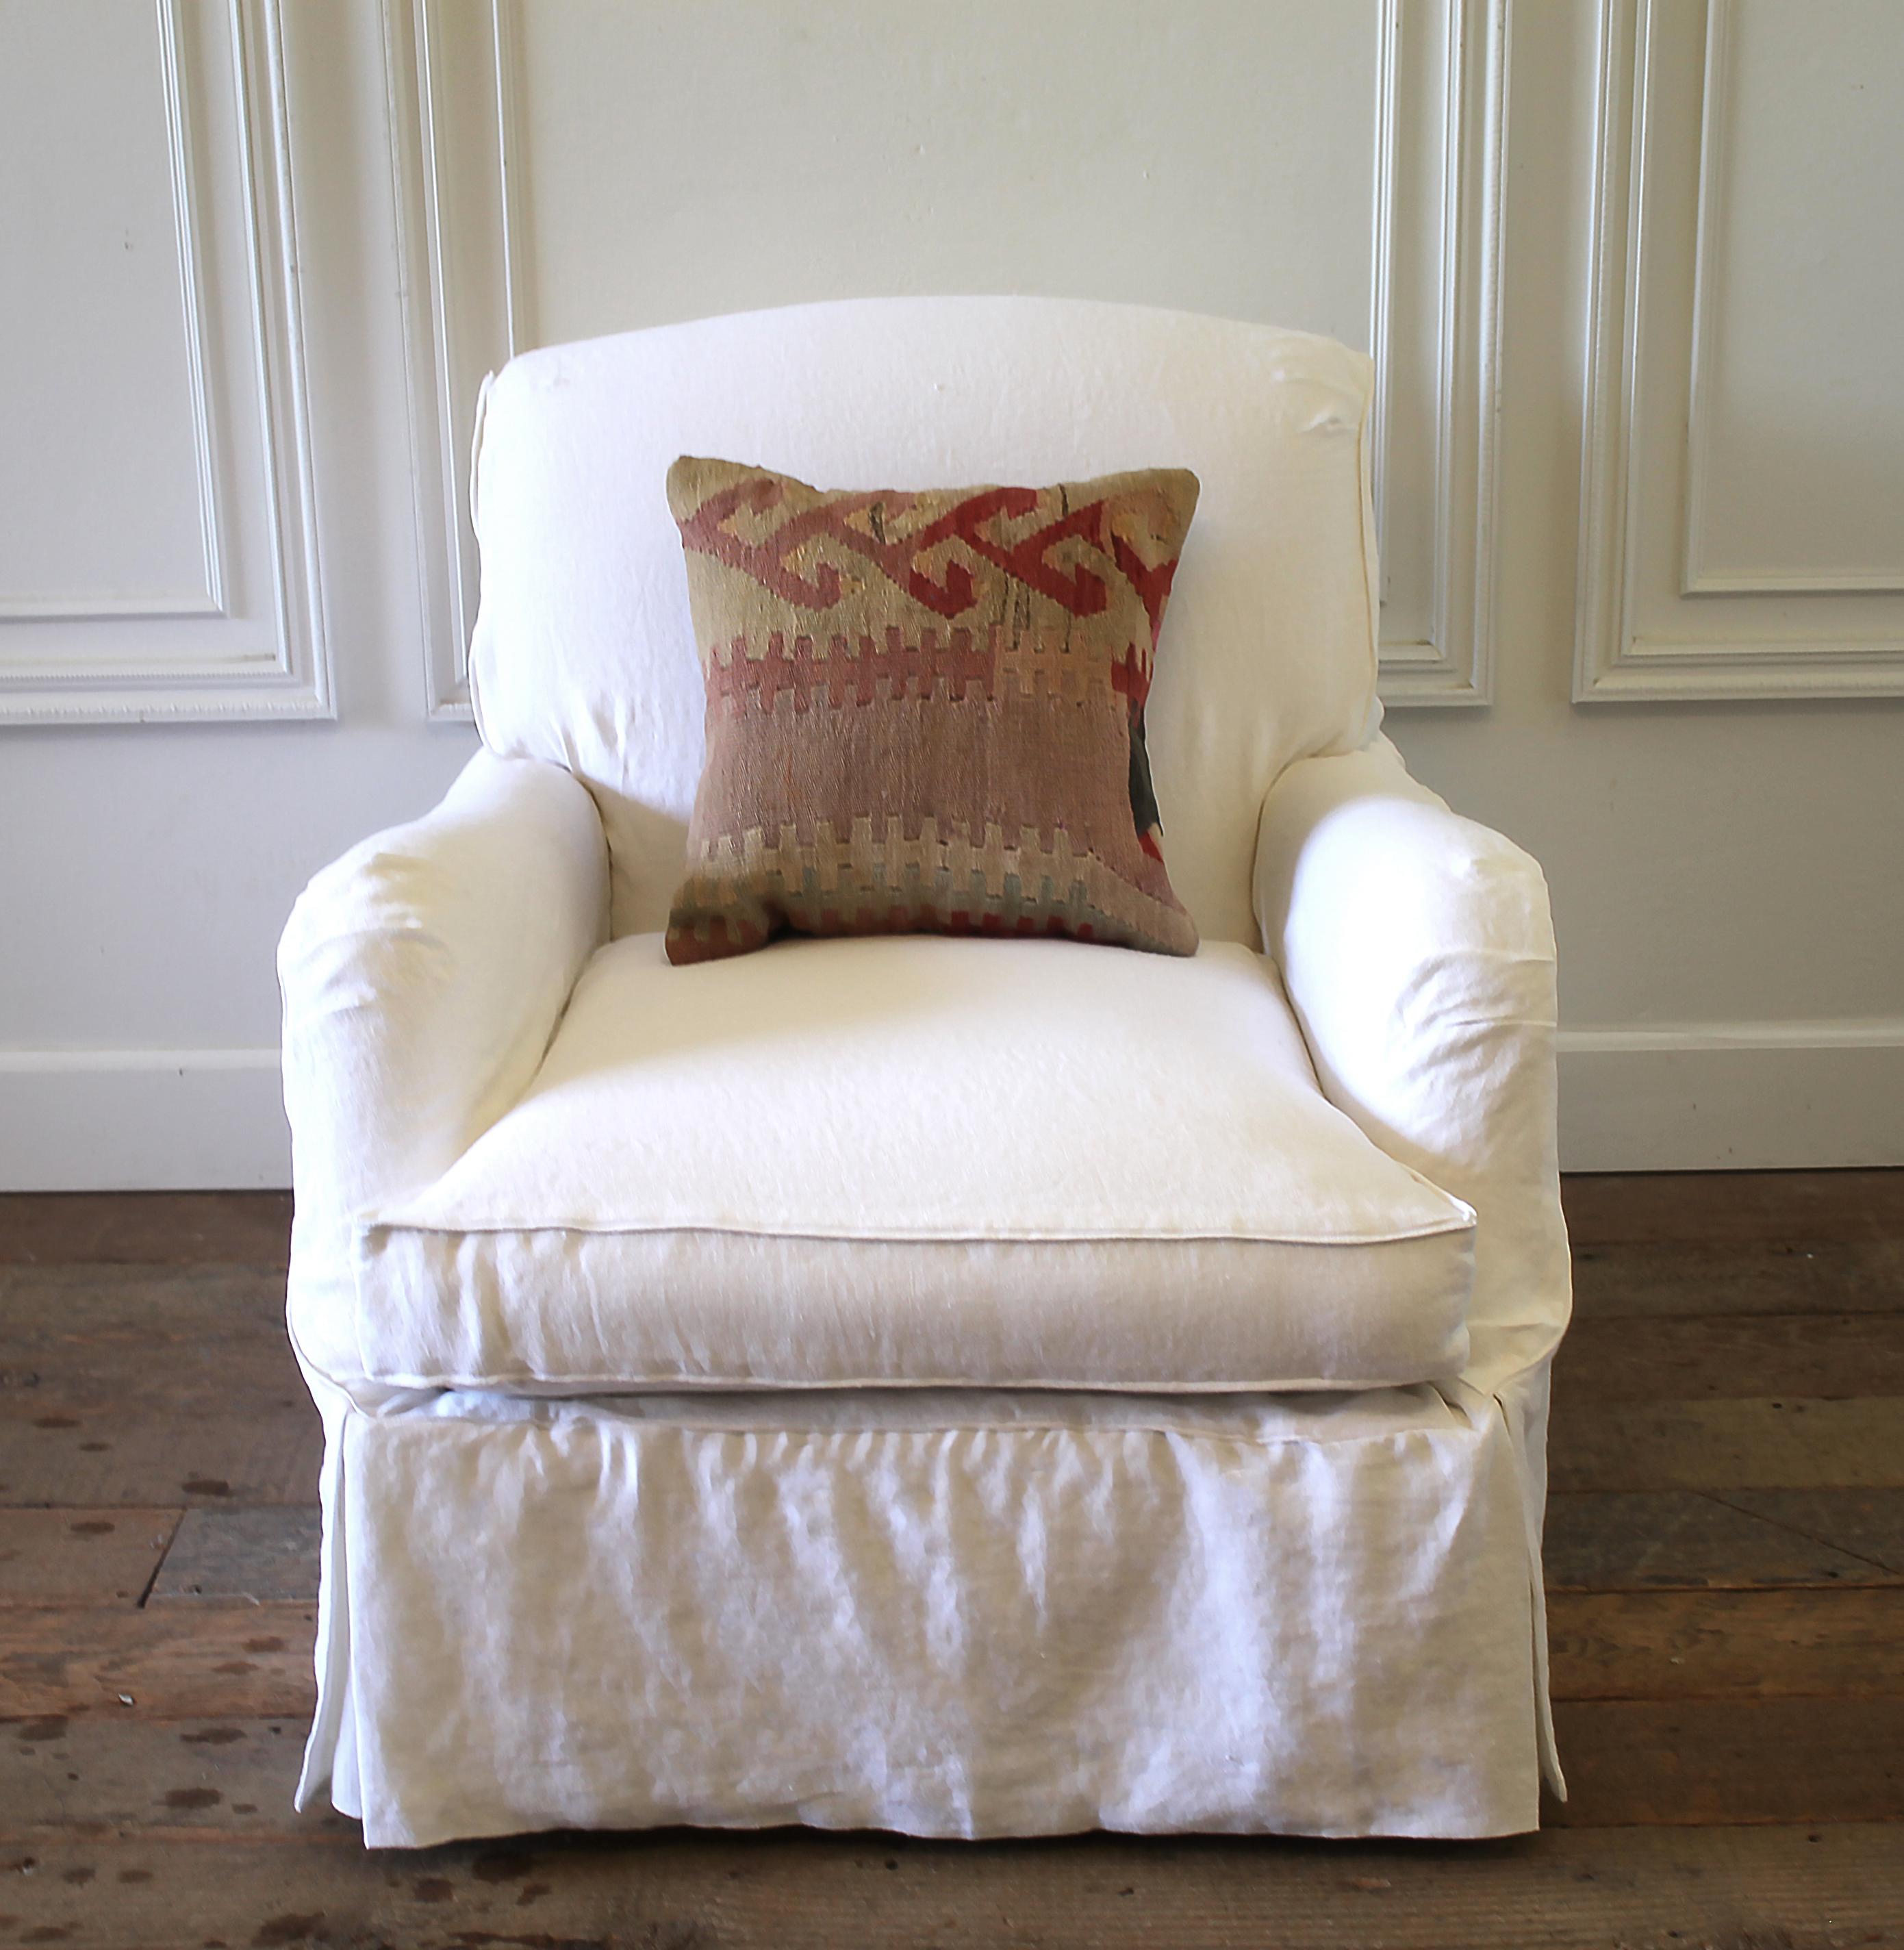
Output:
top-left (345, 1386), bottom-right (1490, 1448)
top-left (1499, 1376), bottom-right (1567, 1801)
top-left (357, 1214), bottom-right (1477, 1248)
top-left (351, 1364), bottom-right (1471, 1397)
top-left (290, 1363), bottom-right (351, 1816)
top-left (1354, 344), bottom-right (1382, 720)
top-left (466, 370), bottom-right (496, 746)
top-left (410, 1415), bottom-right (1471, 1449)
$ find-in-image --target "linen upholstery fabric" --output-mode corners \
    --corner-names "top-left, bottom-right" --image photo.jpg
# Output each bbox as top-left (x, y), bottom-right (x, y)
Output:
top-left (1252, 735), bottom-right (1570, 1399)
top-left (331, 1384), bottom-right (1539, 1848)
top-left (353, 933), bottom-right (1476, 1392)
top-left (663, 457), bottom-right (1199, 963)
top-left (466, 299), bottom-right (1381, 946)
top-left (277, 748), bottom-right (608, 1383)
top-left (1254, 731), bottom-right (1571, 1789)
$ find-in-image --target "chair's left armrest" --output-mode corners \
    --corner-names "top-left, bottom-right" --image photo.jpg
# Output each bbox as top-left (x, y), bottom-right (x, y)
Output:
top-left (1252, 736), bottom-right (1570, 1386)
top-left (278, 750), bottom-right (609, 1264)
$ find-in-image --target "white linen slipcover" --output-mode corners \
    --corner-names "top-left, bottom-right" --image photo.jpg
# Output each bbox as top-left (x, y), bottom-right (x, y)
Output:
top-left (331, 1385), bottom-right (1538, 1849)
top-left (1254, 733), bottom-right (1573, 1783)
top-left (466, 298), bottom-right (1382, 946)
top-left (282, 737), bottom-right (1569, 1843)
top-left (280, 301), bottom-right (1571, 1845)
top-left (353, 933), bottom-right (1475, 1393)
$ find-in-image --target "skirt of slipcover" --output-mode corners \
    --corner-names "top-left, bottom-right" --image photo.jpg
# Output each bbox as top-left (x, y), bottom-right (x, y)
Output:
top-left (296, 1379), bottom-right (1545, 1848)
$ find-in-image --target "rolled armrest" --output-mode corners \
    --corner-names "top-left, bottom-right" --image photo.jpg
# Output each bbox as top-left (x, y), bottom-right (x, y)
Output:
top-left (1252, 736), bottom-right (1569, 1386)
top-left (279, 750), bottom-right (608, 1279)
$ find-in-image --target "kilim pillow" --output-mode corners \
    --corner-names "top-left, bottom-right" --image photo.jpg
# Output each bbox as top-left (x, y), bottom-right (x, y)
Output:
top-left (663, 455), bottom-right (1202, 965)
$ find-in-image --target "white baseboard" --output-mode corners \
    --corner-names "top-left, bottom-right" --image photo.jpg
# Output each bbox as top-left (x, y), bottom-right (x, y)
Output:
top-left (0, 1049), bottom-right (290, 1191)
top-left (1558, 1021), bottom-right (1904, 1172)
top-left (2, 1026), bottom-right (1901, 1190)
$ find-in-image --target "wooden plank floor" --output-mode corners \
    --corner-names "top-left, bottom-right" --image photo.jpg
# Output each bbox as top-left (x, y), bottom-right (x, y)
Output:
top-left (1, 1174), bottom-right (1899, 1947)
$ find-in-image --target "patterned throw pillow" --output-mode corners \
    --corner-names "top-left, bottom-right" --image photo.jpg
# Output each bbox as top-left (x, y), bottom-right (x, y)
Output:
top-left (663, 455), bottom-right (1201, 966)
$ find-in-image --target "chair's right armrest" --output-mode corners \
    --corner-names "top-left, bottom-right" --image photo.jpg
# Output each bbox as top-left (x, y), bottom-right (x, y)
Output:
top-left (278, 750), bottom-right (608, 1279)
top-left (1252, 735), bottom-right (1569, 1393)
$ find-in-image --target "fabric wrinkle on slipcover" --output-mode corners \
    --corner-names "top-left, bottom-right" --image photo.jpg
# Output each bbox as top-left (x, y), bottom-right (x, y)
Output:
top-left (325, 1378), bottom-right (1540, 1847)
top-left (350, 932), bottom-right (1477, 1394)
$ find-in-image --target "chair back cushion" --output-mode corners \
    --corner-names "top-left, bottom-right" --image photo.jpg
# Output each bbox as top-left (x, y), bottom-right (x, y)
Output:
top-left (468, 298), bottom-right (1380, 946)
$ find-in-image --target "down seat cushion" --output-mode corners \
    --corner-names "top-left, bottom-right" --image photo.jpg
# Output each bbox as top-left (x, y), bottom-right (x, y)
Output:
top-left (353, 934), bottom-right (1476, 1391)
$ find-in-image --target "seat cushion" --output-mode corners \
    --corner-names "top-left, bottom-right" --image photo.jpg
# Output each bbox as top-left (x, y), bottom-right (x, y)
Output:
top-left (354, 935), bottom-right (1475, 1391)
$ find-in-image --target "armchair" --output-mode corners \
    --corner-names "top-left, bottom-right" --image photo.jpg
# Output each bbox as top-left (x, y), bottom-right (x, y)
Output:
top-left (279, 298), bottom-right (1569, 1847)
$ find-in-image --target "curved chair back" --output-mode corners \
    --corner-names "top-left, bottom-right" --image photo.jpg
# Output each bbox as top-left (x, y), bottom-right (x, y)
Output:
top-left (469, 296), bottom-right (1380, 945)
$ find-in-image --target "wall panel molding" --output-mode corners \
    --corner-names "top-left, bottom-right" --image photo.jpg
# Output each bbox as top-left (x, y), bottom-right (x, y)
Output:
top-left (385, 0), bottom-right (522, 722)
top-left (1369, 0), bottom-right (1506, 707)
top-left (1575, 0), bottom-right (1904, 701)
top-left (0, 0), bottom-right (330, 723)
top-left (155, 0), bottom-right (230, 623)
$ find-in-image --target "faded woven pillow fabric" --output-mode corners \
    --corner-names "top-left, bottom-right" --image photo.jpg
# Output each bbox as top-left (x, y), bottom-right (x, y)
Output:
top-left (663, 455), bottom-right (1201, 965)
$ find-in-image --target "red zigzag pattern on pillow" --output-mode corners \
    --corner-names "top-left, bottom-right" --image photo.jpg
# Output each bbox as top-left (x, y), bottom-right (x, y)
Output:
top-left (678, 477), bottom-right (1180, 636)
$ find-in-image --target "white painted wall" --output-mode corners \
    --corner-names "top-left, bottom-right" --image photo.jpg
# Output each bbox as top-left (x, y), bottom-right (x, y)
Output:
top-left (0, 0), bottom-right (1898, 1187)
top-left (0, 1), bottom-right (477, 1186)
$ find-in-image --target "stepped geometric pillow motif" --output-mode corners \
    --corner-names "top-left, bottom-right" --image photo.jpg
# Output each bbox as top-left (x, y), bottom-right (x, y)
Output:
top-left (663, 456), bottom-right (1202, 965)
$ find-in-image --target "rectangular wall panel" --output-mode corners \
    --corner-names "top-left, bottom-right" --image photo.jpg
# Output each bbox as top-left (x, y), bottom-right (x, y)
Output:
top-left (0, 2), bottom-right (218, 618)
top-left (1575, 0), bottom-right (1904, 699)
top-left (383, 0), bottom-right (521, 721)
top-left (1370, 0), bottom-right (1506, 705)
top-left (1682, 0), bottom-right (1904, 593)
top-left (0, 0), bottom-right (330, 722)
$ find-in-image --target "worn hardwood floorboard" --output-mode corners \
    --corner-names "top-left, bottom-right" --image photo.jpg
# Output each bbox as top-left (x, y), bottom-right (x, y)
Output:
top-left (0, 1605), bottom-right (315, 1720)
top-left (0, 1509), bottom-right (179, 1606)
top-left (10, 1589), bottom-right (1894, 1727)
top-left (0, 1192), bottom-right (291, 1268)
top-left (12, 1582), bottom-right (1899, 1728)
top-left (1558, 1309), bottom-right (1904, 1400)
top-left (1562, 1168), bottom-right (1904, 1244)
top-left (0, 1262), bottom-right (319, 1508)
top-left (1718, 1488), bottom-right (1904, 1574)
top-left (1545, 1487), bottom-right (1904, 1588)
top-left (1571, 1237), bottom-right (1904, 1317)
top-left (0, 1261), bottom-right (293, 1336)
top-left (147, 1506), bottom-right (321, 1604)
top-left (1, 1826), bottom-right (1901, 1950)
top-left (1549, 1395), bottom-right (1904, 1492)
top-left (1545, 1587), bottom-right (1904, 1698)
top-left (1548, 1697), bottom-right (1904, 1825)
top-left (0, 1409), bottom-right (322, 1510)
top-left (0, 1713), bottom-right (322, 1840)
